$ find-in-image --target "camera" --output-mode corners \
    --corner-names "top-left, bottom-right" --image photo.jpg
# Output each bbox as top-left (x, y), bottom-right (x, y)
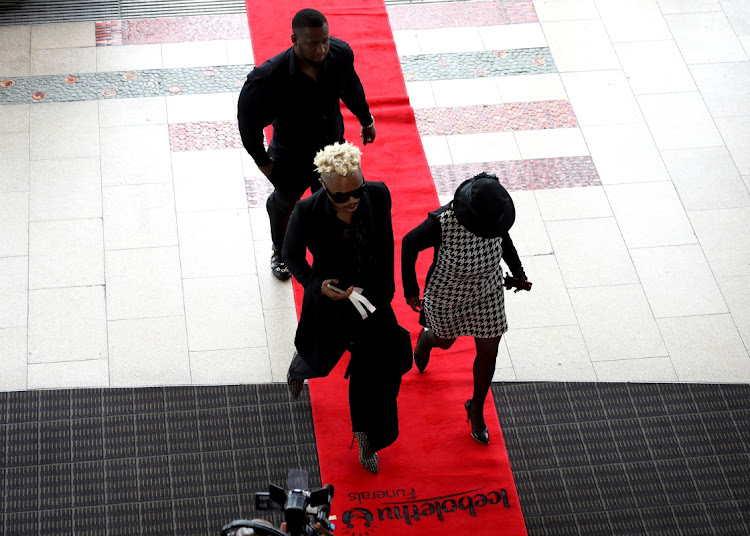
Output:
top-left (221, 469), bottom-right (335, 536)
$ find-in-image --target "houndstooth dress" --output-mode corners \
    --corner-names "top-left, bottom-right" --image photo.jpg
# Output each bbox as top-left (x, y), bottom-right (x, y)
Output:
top-left (423, 207), bottom-right (507, 339)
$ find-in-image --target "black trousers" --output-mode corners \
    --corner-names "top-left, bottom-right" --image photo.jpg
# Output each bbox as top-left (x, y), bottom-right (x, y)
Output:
top-left (266, 157), bottom-right (321, 248)
top-left (289, 305), bottom-right (403, 452)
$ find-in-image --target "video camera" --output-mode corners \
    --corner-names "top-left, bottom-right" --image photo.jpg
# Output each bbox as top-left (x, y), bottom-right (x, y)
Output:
top-left (221, 469), bottom-right (335, 536)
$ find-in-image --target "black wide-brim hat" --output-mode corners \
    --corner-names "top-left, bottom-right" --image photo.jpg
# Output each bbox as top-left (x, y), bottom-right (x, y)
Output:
top-left (453, 172), bottom-right (515, 238)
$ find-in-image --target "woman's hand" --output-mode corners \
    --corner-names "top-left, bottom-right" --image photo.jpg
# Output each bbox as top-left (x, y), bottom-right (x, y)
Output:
top-left (406, 296), bottom-right (423, 312)
top-left (321, 279), bottom-right (354, 300)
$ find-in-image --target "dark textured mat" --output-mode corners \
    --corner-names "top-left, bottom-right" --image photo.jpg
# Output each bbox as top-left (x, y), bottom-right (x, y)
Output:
top-left (2, 382), bottom-right (750, 535)
top-left (0, 384), bottom-right (318, 536)
top-left (493, 382), bottom-right (750, 535)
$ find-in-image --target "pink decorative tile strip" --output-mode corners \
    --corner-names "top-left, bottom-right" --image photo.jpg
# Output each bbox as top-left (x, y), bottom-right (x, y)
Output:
top-left (169, 121), bottom-right (244, 152)
top-left (430, 157), bottom-right (601, 196)
top-left (246, 176), bottom-right (274, 208)
top-left (96, 14), bottom-right (249, 46)
top-left (95, 21), bottom-right (123, 46)
top-left (415, 101), bottom-right (578, 136)
top-left (387, 0), bottom-right (537, 30)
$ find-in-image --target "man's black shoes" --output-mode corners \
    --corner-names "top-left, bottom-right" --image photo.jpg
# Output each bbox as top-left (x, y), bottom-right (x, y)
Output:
top-left (271, 245), bottom-right (291, 281)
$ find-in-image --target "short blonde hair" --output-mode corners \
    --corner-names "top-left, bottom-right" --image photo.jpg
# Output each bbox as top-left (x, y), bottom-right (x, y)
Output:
top-left (314, 142), bottom-right (362, 177)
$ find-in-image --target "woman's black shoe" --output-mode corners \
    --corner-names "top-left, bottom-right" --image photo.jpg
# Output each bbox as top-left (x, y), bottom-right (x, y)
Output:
top-left (413, 328), bottom-right (432, 373)
top-left (465, 399), bottom-right (489, 445)
top-left (271, 245), bottom-right (291, 281)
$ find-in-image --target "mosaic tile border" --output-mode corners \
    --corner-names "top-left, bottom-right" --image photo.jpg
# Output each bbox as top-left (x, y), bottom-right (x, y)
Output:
top-left (415, 100), bottom-right (577, 136)
top-left (0, 49), bottom-right (556, 105)
top-left (95, 15), bottom-right (250, 47)
top-left (0, 65), bottom-right (250, 105)
top-left (387, 0), bottom-right (537, 30)
top-left (430, 157), bottom-right (601, 196)
top-left (401, 48), bottom-right (556, 82)
top-left (169, 121), bottom-right (244, 152)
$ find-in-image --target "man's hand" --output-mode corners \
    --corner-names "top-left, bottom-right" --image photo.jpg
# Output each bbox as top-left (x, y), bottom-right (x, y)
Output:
top-left (258, 159), bottom-right (275, 179)
top-left (321, 279), bottom-right (354, 300)
top-left (361, 124), bottom-right (376, 145)
top-left (405, 296), bottom-right (423, 313)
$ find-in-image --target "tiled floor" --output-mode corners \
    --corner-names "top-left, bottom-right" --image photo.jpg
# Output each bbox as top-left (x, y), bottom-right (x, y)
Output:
top-left (1, 0), bottom-right (750, 532)
top-left (6, 0), bottom-right (750, 387)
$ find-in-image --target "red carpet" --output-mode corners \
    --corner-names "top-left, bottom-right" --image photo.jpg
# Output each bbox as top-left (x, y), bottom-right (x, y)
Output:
top-left (245, 2), bottom-right (527, 534)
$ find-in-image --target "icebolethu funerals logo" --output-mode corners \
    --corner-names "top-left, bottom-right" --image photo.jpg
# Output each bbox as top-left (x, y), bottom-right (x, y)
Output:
top-left (340, 486), bottom-right (512, 535)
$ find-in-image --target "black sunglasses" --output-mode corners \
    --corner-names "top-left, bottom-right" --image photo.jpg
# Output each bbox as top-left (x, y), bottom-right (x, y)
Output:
top-left (322, 182), bottom-right (367, 203)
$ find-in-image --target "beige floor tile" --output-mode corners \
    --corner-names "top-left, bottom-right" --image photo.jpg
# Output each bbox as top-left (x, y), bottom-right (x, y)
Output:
top-left (479, 23), bottom-right (548, 50)
top-left (496, 73), bottom-right (567, 103)
top-left (190, 347), bottom-right (272, 385)
top-left (95, 43), bottom-right (163, 72)
top-left (721, 0), bottom-right (750, 35)
top-left (253, 239), bottom-right (295, 310)
top-left (662, 147), bottom-right (750, 210)
top-left (264, 307), bottom-right (298, 382)
top-left (717, 275), bottom-right (750, 349)
top-left (105, 247), bottom-right (184, 320)
top-left (632, 244), bottom-right (728, 317)
top-left (161, 40), bottom-right (229, 68)
top-left (98, 96), bottom-right (167, 127)
top-left (638, 92), bottom-right (724, 151)
top-left (715, 117), bottom-right (750, 175)
top-left (100, 124), bottom-right (171, 186)
top-left (569, 285), bottom-right (667, 360)
top-left (593, 357), bottom-right (678, 382)
top-left (690, 62), bottom-right (750, 117)
top-left (446, 132), bottom-right (521, 164)
top-left (430, 78), bottom-right (503, 107)
top-left (581, 124), bottom-right (670, 184)
top-left (506, 325), bottom-right (597, 381)
top-left (656, 0), bottom-right (720, 13)
top-left (506, 254), bottom-right (577, 329)
top-left (393, 30), bottom-right (422, 56)
top-left (533, 0), bottom-right (599, 21)
top-left (31, 47), bottom-right (96, 76)
top-left (28, 359), bottom-right (109, 389)
top-left (0, 25), bottom-right (31, 77)
top-left (0, 132), bottom-right (29, 193)
top-left (0, 104), bottom-right (30, 133)
top-left (420, 136), bottom-right (453, 166)
top-left (514, 128), bottom-right (588, 160)
top-left (606, 182), bottom-right (697, 248)
top-left (595, 0), bottom-right (672, 42)
top-left (166, 92), bottom-right (236, 123)
top-left (0, 191), bottom-right (29, 257)
top-left (666, 12), bottom-right (748, 64)
top-left (508, 191), bottom-right (552, 257)
top-left (561, 71), bottom-right (644, 127)
top-left (108, 316), bottom-right (191, 387)
top-left (177, 209), bottom-right (255, 278)
top-left (225, 39), bottom-right (254, 65)
top-left (102, 183), bottom-right (178, 250)
top-left (29, 219), bottom-right (104, 289)
top-left (0, 327), bottom-right (28, 391)
top-left (183, 276), bottom-right (266, 352)
top-left (541, 20), bottom-right (620, 72)
top-left (31, 22), bottom-right (95, 49)
top-left (547, 218), bottom-right (638, 288)
top-left (30, 101), bottom-right (99, 160)
top-left (0, 257), bottom-right (27, 329)
top-left (534, 186), bottom-right (612, 221)
top-left (249, 208), bottom-right (272, 242)
top-left (615, 41), bottom-right (697, 95)
top-left (405, 81), bottom-right (435, 108)
top-left (689, 207), bottom-right (750, 277)
top-left (172, 150), bottom-right (247, 211)
top-left (415, 27), bottom-right (485, 54)
top-left (658, 314), bottom-right (750, 383)
top-left (28, 286), bottom-right (107, 363)
top-left (30, 157), bottom-right (102, 221)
